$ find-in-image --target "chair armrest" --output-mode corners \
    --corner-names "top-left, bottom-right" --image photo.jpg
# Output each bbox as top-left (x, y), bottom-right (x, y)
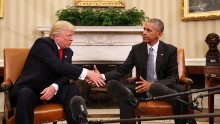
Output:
top-left (179, 76), bottom-right (194, 108)
top-left (179, 76), bottom-right (193, 91)
top-left (1, 81), bottom-right (14, 119)
top-left (1, 80), bottom-right (12, 90)
top-left (179, 77), bottom-right (193, 85)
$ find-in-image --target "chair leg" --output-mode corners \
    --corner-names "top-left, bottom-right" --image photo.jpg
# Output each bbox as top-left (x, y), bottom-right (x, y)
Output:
top-left (137, 116), bottom-right (141, 124)
top-left (2, 115), bottom-right (6, 124)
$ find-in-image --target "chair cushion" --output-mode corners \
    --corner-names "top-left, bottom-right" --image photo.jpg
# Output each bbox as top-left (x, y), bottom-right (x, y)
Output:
top-left (8, 103), bottom-right (65, 124)
top-left (134, 101), bottom-right (174, 116)
top-left (34, 103), bottom-right (65, 123)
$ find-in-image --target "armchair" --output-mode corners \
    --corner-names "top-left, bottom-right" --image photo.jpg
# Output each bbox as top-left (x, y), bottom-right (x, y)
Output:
top-left (1, 48), bottom-right (65, 124)
top-left (131, 48), bottom-right (195, 124)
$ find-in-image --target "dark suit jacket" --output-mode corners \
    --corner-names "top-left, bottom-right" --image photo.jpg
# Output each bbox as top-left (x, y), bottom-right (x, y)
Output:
top-left (11, 37), bottom-right (83, 94)
top-left (104, 41), bottom-right (179, 87)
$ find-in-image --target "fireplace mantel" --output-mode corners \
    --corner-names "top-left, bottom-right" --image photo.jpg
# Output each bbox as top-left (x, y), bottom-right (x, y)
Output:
top-left (36, 26), bottom-right (143, 37)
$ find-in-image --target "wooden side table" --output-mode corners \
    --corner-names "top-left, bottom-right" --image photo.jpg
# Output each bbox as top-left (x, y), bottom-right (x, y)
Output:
top-left (207, 76), bottom-right (220, 124)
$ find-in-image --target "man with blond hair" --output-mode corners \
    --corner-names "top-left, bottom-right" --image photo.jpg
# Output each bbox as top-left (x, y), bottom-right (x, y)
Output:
top-left (10, 21), bottom-right (105, 124)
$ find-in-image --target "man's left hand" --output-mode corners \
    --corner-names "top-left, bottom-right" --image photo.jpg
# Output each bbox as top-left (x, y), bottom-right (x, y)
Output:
top-left (135, 76), bottom-right (152, 93)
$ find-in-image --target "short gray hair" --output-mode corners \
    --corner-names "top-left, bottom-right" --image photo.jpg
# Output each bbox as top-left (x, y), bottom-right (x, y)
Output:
top-left (49, 21), bottom-right (75, 38)
top-left (147, 18), bottom-right (164, 32)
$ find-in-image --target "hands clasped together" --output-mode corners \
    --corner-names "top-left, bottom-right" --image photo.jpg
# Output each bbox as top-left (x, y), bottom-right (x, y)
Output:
top-left (85, 65), bottom-right (106, 87)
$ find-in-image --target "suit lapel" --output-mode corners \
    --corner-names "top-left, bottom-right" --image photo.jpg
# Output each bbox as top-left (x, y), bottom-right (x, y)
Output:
top-left (49, 38), bottom-right (60, 57)
top-left (62, 49), bottom-right (68, 61)
top-left (139, 43), bottom-right (148, 76)
top-left (156, 41), bottom-right (165, 73)
top-left (50, 38), bottom-right (65, 60)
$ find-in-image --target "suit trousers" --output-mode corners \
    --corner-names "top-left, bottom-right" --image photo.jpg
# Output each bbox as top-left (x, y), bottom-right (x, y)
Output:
top-left (11, 84), bottom-right (79, 124)
top-left (119, 84), bottom-right (188, 124)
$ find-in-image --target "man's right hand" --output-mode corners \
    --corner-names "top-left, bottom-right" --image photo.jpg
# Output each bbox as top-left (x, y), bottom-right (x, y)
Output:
top-left (40, 85), bottom-right (56, 100)
top-left (86, 65), bottom-right (105, 87)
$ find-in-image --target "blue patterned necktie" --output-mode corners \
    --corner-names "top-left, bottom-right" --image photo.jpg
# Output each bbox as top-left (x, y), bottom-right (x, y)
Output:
top-left (147, 47), bottom-right (154, 82)
top-left (146, 47), bottom-right (154, 98)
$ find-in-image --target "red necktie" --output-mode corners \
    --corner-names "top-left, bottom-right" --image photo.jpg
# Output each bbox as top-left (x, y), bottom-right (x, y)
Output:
top-left (59, 49), bottom-right (63, 60)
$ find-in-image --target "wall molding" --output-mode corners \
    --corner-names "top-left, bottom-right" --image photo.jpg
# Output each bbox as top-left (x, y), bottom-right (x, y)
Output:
top-left (185, 58), bottom-right (206, 66)
top-left (0, 60), bottom-right (3, 67)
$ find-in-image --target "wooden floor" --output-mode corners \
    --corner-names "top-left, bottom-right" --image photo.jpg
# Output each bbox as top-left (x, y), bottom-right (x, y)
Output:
top-left (194, 109), bottom-right (220, 123)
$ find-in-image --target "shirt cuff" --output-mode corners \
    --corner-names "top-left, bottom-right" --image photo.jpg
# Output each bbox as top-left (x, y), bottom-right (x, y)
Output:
top-left (51, 83), bottom-right (59, 95)
top-left (101, 74), bottom-right (106, 80)
top-left (79, 68), bottom-right (88, 80)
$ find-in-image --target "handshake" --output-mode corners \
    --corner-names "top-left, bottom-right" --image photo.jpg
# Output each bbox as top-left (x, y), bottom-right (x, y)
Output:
top-left (85, 65), bottom-right (106, 87)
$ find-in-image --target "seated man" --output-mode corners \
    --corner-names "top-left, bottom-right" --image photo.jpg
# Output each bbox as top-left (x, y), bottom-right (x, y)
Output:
top-left (10, 21), bottom-right (105, 124)
top-left (99, 18), bottom-right (191, 124)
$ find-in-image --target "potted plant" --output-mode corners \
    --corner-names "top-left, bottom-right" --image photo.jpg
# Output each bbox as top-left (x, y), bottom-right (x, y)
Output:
top-left (56, 7), bottom-right (147, 26)
top-left (56, 7), bottom-right (81, 25)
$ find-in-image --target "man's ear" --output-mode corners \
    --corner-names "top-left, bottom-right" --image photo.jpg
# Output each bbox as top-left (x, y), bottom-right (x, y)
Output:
top-left (157, 32), bottom-right (163, 38)
top-left (54, 34), bottom-right (59, 40)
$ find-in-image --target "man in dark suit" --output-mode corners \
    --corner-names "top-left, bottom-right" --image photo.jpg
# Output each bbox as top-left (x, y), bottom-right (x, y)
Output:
top-left (10, 21), bottom-right (105, 124)
top-left (102, 18), bottom-right (189, 124)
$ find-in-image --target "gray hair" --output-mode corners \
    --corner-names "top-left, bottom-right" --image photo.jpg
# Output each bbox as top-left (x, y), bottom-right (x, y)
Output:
top-left (49, 21), bottom-right (75, 38)
top-left (147, 18), bottom-right (164, 32)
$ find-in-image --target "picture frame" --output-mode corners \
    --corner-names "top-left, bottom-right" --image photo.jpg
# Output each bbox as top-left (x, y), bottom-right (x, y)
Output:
top-left (181, 0), bottom-right (220, 21)
top-left (0, 0), bottom-right (4, 18)
top-left (75, 0), bottom-right (125, 7)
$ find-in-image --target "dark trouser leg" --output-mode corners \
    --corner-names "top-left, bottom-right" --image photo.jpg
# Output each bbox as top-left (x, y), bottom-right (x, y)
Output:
top-left (119, 100), bottom-right (136, 124)
top-left (170, 84), bottom-right (188, 124)
top-left (11, 87), bottom-right (37, 124)
top-left (118, 84), bottom-right (145, 124)
top-left (173, 98), bottom-right (188, 124)
top-left (56, 84), bottom-right (79, 124)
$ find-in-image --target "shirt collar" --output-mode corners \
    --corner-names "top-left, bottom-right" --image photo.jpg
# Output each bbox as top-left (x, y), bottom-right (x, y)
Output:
top-left (55, 42), bottom-right (61, 50)
top-left (147, 40), bottom-right (159, 52)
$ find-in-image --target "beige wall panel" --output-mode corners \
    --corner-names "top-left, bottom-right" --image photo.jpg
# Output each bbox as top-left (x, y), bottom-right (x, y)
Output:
top-left (0, 0), bottom-right (220, 59)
